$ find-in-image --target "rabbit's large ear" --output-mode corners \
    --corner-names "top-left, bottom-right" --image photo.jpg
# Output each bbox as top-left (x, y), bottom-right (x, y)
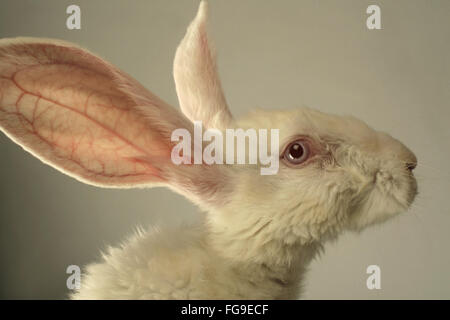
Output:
top-left (0, 37), bottom-right (193, 188)
top-left (173, 1), bottom-right (232, 129)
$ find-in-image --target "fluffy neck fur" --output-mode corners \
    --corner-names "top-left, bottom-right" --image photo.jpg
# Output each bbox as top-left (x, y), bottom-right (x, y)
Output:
top-left (72, 216), bottom-right (322, 300)
top-left (205, 221), bottom-right (321, 299)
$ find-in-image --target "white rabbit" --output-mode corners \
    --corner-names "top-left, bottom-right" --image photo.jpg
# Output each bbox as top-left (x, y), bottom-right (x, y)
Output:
top-left (0, 1), bottom-right (417, 299)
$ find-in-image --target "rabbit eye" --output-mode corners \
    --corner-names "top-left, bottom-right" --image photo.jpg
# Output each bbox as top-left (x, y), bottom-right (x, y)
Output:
top-left (283, 140), bottom-right (310, 165)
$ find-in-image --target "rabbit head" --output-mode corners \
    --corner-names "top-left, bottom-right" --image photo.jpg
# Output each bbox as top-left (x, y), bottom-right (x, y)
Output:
top-left (0, 0), bottom-right (417, 266)
top-left (173, 2), bottom-right (418, 261)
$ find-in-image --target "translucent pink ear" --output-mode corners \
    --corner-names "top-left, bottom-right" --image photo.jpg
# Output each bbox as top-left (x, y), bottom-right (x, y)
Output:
top-left (173, 1), bottom-right (233, 129)
top-left (0, 38), bottom-right (190, 188)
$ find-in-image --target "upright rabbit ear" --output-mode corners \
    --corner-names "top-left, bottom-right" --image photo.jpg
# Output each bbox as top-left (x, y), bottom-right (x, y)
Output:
top-left (173, 1), bottom-right (233, 129)
top-left (0, 37), bottom-right (191, 188)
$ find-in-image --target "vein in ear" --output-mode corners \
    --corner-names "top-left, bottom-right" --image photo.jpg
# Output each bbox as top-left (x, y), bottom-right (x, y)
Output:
top-left (0, 63), bottom-right (166, 182)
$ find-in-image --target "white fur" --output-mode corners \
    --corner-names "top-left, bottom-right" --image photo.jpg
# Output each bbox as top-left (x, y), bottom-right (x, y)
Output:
top-left (72, 106), bottom-right (417, 299)
top-left (0, 1), bottom-right (417, 300)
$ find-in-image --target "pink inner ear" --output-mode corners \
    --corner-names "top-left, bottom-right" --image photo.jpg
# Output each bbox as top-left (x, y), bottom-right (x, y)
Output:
top-left (173, 1), bottom-right (232, 129)
top-left (0, 41), bottom-right (174, 187)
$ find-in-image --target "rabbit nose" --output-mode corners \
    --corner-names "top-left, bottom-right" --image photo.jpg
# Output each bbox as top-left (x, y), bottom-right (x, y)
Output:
top-left (377, 132), bottom-right (417, 170)
top-left (402, 148), bottom-right (417, 172)
top-left (403, 149), bottom-right (417, 172)
top-left (406, 162), bottom-right (417, 172)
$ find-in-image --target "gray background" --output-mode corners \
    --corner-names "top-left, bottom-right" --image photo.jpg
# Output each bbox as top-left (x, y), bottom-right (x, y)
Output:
top-left (0, 0), bottom-right (449, 299)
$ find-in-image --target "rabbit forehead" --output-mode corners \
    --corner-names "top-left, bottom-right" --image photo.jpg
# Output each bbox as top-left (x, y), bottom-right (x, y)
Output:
top-left (235, 107), bottom-right (378, 147)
